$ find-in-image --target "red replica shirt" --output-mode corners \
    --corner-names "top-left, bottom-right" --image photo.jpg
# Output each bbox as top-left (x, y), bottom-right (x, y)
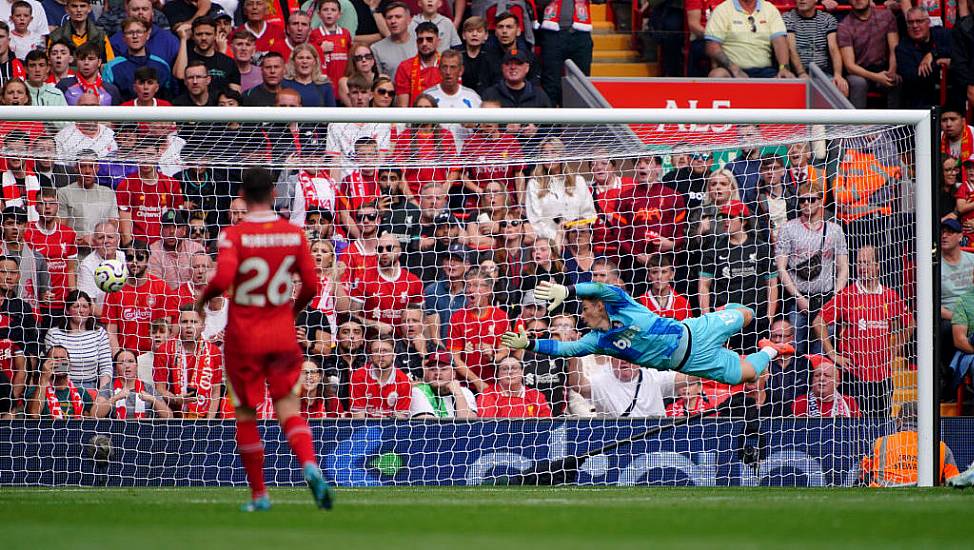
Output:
top-left (349, 266), bottom-right (423, 327)
top-left (102, 275), bottom-right (176, 353)
top-left (391, 127), bottom-right (457, 197)
top-left (237, 21), bottom-right (287, 53)
top-left (461, 131), bottom-right (525, 193)
top-left (617, 181), bottom-right (687, 256)
top-left (393, 55), bottom-right (442, 105)
top-left (791, 394), bottom-right (861, 417)
top-left (639, 289), bottom-right (691, 321)
top-left (819, 282), bottom-right (913, 382)
top-left (339, 171), bottom-right (381, 215)
top-left (309, 27), bottom-right (351, 94)
top-left (203, 212), bottom-right (319, 356)
top-left (955, 181), bottom-right (974, 240)
top-left (152, 338), bottom-right (224, 417)
top-left (448, 306), bottom-right (510, 383)
top-left (116, 173), bottom-right (184, 243)
top-left (174, 282), bottom-right (202, 307)
top-left (0, 337), bottom-right (22, 383)
top-left (340, 240), bottom-right (378, 292)
top-left (25, 222), bottom-right (78, 309)
top-left (476, 385), bottom-right (552, 418)
top-left (348, 365), bottom-right (412, 418)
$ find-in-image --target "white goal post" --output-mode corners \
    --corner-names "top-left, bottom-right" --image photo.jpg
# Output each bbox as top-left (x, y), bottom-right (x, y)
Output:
top-left (0, 106), bottom-right (936, 487)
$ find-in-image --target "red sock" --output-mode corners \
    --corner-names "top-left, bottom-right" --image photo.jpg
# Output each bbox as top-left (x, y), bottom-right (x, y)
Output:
top-left (236, 419), bottom-right (267, 500)
top-left (282, 415), bottom-right (316, 467)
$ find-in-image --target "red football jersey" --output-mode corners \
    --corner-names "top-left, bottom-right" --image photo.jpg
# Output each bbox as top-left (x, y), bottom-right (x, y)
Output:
top-left (203, 212), bottom-right (319, 356)
top-left (237, 22), bottom-right (287, 54)
top-left (462, 131), bottom-right (525, 193)
top-left (476, 385), bottom-right (552, 418)
top-left (152, 338), bottom-right (224, 417)
top-left (639, 290), bottom-right (692, 321)
top-left (0, 337), bottom-right (22, 383)
top-left (102, 275), bottom-right (176, 353)
top-left (819, 282), bottom-right (913, 382)
top-left (25, 222), bottom-right (78, 309)
top-left (340, 240), bottom-right (378, 292)
top-left (349, 266), bottom-right (423, 327)
top-left (115, 173), bottom-right (184, 243)
top-left (309, 27), bottom-right (351, 94)
top-left (391, 127), bottom-right (458, 197)
top-left (339, 171), bottom-right (381, 215)
top-left (174, 282), bottom-right (200, 307)
top-left (791, 393), bottom-right (861, 418)
top-left (447, 306), bottom-right (510, 383)
top-left (348, 365), bottom-right (412, 418)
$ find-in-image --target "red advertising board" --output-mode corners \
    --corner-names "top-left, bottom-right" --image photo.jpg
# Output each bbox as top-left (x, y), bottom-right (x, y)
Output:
top-left (590, 79), bottom-right (808, 146)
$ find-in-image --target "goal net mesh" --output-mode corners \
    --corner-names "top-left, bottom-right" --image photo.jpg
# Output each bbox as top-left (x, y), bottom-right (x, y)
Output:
top-left (0, 113), bottom-right (921, 487)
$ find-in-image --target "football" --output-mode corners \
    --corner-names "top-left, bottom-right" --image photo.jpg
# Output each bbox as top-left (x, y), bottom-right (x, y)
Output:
top-left (94, 258), bottom-right (129, 293)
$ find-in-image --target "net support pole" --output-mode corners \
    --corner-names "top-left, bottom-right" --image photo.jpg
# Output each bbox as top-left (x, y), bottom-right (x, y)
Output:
top-left (916, 112), bottom-right (935, 487)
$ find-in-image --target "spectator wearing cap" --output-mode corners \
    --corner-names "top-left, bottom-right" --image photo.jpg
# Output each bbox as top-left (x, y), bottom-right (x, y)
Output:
top-left (105, 0), bottom-right (179, 66)
top-left (57, 151), bottom-right (120, 251)
top-left (791, 355), bottom-right (860, 417)
top-left (448, 266), bottom-right (509, 392)
top-left (525, 135), bottom-right (596, 241)
top-left (776, 182), bottom-right (849, 356)
top-left (941, 217), bottom-right (974, 369)
top-left (77, 222), bottom-right (126, 316)
top-left (953, 155), bottom-right (974, 241)
top-left (175, 15), bottom-right (242, 93)
top-left (376, 166), bottom-right (422, 248)
top-left (0, 205), bottom-right (49, 312)
top-left (116, 140), bottom-right (185, 246)
top-left (482, 11), bottom-right (537, 86)
top-left (895, 7), bottom-right (952, 109)
top-left (536, 0), bottom-right (593, 105)
top-left (393, 20), bottom-right (442, 106)
top-left (410, 348), bottom-right (478, 418)
top-left (103, 240), bottom-right (177, 353)
top-left (102, 17), bottom-right (176, 103)
top-left (481, 47), bottom-right (551, 108)
top-left (700, 199), bottom-right (777, 352)
top-left (371, 2), bottom-right (416, 78)
top-left (47, 0), bottom-right (112, 62)
top-left (518, 288), bottom-right (548, 323)
top-left (704, 0), bottom-right (794, 79)
top-left (814, 243), bottom-right (912, 416)
top-left (237, 0), bottom-right (287, 54)
top-left (148, 208), bottom-right (206, 290)
top-left (424, 241), bottom-right (469, 342)
top-left (477, 355), bottom-right (551, 418)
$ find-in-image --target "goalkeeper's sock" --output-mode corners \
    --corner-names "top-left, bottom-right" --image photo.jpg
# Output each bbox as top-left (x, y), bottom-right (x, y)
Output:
top-left (744, 350), bottom-right (774, 377)
top-left (236, 419), bottom-right (267, 500)
top-left (283, 415), bottom-right (317, 467)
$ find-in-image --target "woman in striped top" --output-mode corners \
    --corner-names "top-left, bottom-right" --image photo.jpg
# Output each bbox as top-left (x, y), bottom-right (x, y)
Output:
top-left (44, 290), bottom-right (113, 391)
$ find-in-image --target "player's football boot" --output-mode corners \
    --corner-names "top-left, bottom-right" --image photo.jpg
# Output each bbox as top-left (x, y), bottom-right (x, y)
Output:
top-left (304, 463), bottom-right (336, 510)
top-left (241, 495), bottom-right (271, 512)
top-left (757, 338), bottom-right (795, 356)
top-left (948, 466), bottom-right (974, 488)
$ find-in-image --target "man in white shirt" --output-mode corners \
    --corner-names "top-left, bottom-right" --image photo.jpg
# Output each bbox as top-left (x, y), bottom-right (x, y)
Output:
top-left (54, 93), bottom-right (118, 160)
top-left (424, 49), bottom-right (480, 150)
top-left (570, 356), bottom-right (691, 417)
top-left (325, 75), bottom-right (391, 180)
top-left (77, 221), bottom-right (125, 315)
top-left (409, 350), bottom-right (477, 418)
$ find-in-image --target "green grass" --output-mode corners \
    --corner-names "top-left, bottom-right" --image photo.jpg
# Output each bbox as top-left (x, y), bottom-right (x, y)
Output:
top-left (2, 486), bottom-right (972, 549)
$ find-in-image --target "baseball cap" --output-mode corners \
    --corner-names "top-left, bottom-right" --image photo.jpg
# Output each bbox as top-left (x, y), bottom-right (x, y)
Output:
top-left (502, 48), bottom-right (530, 64)
top-left (963, 155), bottom-right (974, 167)
top-left (521, 289), bottom-right (546, 307)
top-left (0, 206), bottom-right (27, 224)
top-left (212, 7), bottom-right (233, 21)
top-left (161, 208), bottom-right (187, 226)
top-left (426, 350), bottom-right (452, 366)
top-left (442, 242), bottom-right (470, 263)
top-left (720, 200), bottom-right (750, 218)
top-left (433, 210), bottom-right (459, 226)
top-left (942, 218), bottom-right (964, 233)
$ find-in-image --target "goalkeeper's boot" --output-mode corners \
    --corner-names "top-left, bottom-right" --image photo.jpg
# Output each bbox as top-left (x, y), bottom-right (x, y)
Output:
top-left (948, 465), bottom-right (974, 488)
top-left (304, 463), bottom-right (336, 510)
top-left (757, 338), bottom-right (795, 356)
top-left (241, 494), bottom-right (271, 512)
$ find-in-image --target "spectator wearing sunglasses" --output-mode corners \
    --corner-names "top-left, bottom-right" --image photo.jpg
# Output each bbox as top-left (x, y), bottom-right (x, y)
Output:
top-left (393, 21), bottom-right (442, 107)
top-left (338, 42), bottom-right (379, 107)
top-left (704, 0), bottom-right (795, 79)
top-left (369, 74), bottom-right (396, 107)
top-left (348, 233), bottom-right (423, 337)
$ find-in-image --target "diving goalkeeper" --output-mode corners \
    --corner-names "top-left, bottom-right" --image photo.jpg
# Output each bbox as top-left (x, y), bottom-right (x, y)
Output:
top-left (501, 282), bottom-right (793, 385)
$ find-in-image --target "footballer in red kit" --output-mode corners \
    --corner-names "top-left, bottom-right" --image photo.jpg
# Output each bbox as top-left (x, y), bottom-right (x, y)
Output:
top-left (116, 162), bottom-right (185, 244)
top-left (195, 167), bottom-right (333, 511)
top-left (103, 241), bottom-right (176, 354)
top-left (348, 234), bottom-right (423, 331)
top-left (25, 189), bottom-right (78, 312)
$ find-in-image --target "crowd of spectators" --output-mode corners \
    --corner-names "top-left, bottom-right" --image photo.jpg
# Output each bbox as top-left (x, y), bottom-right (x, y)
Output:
top-left (0, 0), bottom-right (946, 421)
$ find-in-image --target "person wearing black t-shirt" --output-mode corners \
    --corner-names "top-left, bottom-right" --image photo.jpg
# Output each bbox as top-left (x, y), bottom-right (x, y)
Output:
top-left (518, 317), bottom-right (569, 416)
top-left (376, 167), bottom-right (422, 249)
top-left (699, 200), bottom-right (778, 354)
top-left (319, 318), bottom-right (368, 410)
top-left (174, 16), bottom-right (242, 93)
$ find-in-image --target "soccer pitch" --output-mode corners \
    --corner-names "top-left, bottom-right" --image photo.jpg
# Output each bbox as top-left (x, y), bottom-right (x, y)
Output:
top-left (2, 487), bottom-right (971, 549)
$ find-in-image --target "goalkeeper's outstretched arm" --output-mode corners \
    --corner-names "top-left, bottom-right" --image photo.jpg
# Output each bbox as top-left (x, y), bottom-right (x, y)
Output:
top-left (500, 326), bottom-right (600, 357)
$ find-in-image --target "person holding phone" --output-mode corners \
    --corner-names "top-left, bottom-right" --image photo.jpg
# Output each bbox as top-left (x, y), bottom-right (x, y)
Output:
top-left (25, 345), bottom-right (94, 418)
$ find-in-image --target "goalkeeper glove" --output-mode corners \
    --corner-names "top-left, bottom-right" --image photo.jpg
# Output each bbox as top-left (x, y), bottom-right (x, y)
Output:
top-left (535, 281), bottom-right (569, 312)
top-left (500, 326), bottom-right (531, 350)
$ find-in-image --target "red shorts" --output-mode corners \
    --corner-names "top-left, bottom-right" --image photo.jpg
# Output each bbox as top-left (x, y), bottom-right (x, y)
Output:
top-left (225, 347), bottom-right (303, 410)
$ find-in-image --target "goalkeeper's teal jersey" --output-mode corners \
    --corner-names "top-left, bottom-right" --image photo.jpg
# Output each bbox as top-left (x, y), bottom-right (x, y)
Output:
top-left (533, 283), bottom-right (687, 369)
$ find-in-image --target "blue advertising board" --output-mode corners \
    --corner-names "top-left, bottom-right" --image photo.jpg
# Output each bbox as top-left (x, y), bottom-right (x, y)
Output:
top-left (1, 418), bottom-right (971, 486)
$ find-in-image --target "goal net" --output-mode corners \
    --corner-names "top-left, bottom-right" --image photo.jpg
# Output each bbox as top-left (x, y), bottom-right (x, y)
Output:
top-left (0, 107), bottom-right (934, 487)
